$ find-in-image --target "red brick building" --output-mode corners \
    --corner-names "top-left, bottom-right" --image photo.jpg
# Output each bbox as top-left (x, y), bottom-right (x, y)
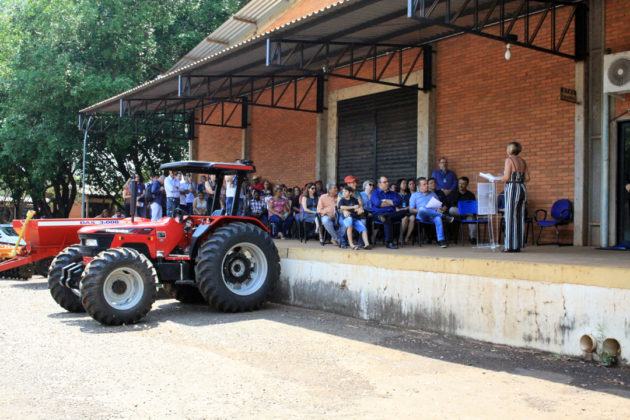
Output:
top-left (82, 0), bottom-right (630, 247)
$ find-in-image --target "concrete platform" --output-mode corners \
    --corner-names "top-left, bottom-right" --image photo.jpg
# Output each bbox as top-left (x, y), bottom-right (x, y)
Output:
top-left (274, 240), bottom-right (630, 363)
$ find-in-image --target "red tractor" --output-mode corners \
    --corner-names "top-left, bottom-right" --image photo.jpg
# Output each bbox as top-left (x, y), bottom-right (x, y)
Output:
top-left (48, 160), bottom-right (280, 325)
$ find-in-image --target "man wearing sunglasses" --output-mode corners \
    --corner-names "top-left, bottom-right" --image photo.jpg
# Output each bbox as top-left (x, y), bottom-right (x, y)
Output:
top-left (371, 176), bottom-right (406, 249)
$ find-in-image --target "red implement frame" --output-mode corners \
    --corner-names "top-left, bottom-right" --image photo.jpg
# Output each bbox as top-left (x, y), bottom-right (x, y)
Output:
top-left (0, 218), bottom-right (125, 273)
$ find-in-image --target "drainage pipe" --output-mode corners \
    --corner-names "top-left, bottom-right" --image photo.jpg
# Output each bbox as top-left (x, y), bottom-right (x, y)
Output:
top-left (601, 94), bottom-right (610, 247)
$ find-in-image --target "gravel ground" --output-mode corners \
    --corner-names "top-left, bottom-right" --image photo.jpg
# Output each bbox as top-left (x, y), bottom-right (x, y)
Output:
top-left (1, 276), bottom-right (629, 419)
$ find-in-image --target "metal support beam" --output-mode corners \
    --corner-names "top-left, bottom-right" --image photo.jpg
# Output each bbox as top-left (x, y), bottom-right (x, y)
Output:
top-left (407, 0), bottom-right (587, 60)
top-left (266, 39), bottom-right (430, 91)
top-left (79, 112), bottom-right (193, 140)
top-left (177, 74), bottom-right (323, 113)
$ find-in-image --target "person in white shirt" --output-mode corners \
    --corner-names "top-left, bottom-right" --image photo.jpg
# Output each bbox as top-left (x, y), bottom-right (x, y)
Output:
top-left (225, 175), bottom-right (237, 215)
top-left (178, 173), bottom-right (194, 215)
top-left (164, 170), bottom-right (180, 217)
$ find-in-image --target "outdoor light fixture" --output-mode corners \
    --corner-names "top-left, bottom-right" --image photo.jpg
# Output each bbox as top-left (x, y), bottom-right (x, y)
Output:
top-left (504, 35), bottom-right (518, 61)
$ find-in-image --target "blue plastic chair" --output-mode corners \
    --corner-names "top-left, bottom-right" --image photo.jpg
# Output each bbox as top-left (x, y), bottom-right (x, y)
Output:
top-left (371, 213), bottom-right (403, 247)
top-left (534, 199), bottom-right (572, 245)
top-left (457, 200), bottom-right (488, 245)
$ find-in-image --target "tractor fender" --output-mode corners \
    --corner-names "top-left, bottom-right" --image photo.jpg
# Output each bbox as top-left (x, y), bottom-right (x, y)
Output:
top-left (190, 217), bottom-right (269, 260)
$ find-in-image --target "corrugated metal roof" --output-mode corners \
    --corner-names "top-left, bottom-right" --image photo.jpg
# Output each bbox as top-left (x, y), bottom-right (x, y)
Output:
top-left (82, 0), bottom-right (357, 113)
top-left (81, 0), bottom-right (575, 114)
top-left (169, 0), bottom-right (291, 72)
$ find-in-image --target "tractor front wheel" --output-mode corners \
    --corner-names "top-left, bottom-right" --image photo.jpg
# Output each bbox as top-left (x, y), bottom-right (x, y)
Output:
top-left (48, 246), bottom-right (85, 313)
top-left (81, 248), bottom-right (157, 326)
top-left (195, 222), bottom-right (280, 312)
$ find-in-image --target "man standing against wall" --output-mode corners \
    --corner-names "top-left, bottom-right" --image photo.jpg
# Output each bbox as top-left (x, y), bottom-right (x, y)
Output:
top-left (431, 157), bottom-right (458, 196)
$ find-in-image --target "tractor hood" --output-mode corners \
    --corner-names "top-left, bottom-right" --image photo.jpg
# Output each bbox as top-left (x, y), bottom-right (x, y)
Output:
top-left (77, 217), bottom-right (172, 235)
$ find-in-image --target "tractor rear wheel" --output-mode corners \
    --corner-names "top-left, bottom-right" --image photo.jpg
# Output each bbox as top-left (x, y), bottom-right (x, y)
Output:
top-left (163, 284), bottom-right (206, 304)
top-left (48, 246), bottom-right (85, 313)
top-left (81, 248), bottom-right (157, 326)
top-left (35, 257), bottom-right (54, 277)
top-left (195, 222), bottom-right (279, 312)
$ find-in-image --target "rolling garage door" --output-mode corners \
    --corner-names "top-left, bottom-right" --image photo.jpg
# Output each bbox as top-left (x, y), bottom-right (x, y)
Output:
top-left (337, 88), bottom-right (417, 186)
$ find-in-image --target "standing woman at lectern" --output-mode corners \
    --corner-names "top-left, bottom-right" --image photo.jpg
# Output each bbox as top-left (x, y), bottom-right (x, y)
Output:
top-left (499, 142), bottom-right (530, 252)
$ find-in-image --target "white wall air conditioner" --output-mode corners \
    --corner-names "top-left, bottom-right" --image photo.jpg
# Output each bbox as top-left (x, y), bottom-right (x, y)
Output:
top-left (603, 51), bottom-right (630, 94)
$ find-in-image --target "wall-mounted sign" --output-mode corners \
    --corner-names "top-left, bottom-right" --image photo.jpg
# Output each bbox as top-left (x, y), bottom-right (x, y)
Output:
top-left (560, 87), bottom-right (578, 103)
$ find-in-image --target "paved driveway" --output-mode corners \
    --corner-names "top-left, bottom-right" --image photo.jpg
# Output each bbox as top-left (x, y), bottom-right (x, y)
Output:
top-left (1, 277), bottom-right (628, 419)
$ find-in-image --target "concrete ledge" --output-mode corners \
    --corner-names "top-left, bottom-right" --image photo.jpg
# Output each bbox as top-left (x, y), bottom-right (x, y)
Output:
top-left (275, 245), bottom-right (630, 362)
top-left (277, 246), bottom-right (630, 290)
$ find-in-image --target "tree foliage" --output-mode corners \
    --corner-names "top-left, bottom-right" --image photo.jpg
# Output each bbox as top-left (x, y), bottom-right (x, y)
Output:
top-left (0, 0), bottom-right (246, 216)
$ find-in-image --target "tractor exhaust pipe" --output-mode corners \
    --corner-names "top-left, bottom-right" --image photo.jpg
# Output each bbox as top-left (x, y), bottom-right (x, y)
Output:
top-left (130, 180), bottom-right (137, 223)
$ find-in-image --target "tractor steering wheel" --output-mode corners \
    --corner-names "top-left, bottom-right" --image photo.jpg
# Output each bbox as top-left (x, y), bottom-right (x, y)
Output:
top-left (174, 207), bottom-right (187, 223)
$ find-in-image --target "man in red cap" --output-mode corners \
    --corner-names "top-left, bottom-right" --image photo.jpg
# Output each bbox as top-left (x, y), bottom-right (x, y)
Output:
top-left (250, 175), bottom-right (264, 192)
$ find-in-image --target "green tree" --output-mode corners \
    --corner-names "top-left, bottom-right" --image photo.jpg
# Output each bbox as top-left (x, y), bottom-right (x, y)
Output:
top-left (0, 0), bottom-right (246, 217)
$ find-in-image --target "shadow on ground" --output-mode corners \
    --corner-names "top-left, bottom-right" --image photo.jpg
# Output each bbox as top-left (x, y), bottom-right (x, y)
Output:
top-left (23, 275), bottom-right (630, 399)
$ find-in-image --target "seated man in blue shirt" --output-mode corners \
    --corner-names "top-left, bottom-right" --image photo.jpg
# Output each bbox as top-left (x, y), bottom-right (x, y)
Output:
top-left (409, 177), bottom-right (454, 248)
top-left (430, 156), bottom-right (457, 197)
top-left (370, 176), bottom-right (407, 249)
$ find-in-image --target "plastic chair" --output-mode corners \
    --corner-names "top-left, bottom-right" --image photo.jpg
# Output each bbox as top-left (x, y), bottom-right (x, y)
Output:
top-left (457, 200), bottom-right (488, 246)
top-left (371, 213), bottom-right (403, 246)
top-left (415, 219), bottom-right (438, 246)
top-left (534, 199), bottom-right (573, 246)
top-left (299, 210), bottom-right (318, 243)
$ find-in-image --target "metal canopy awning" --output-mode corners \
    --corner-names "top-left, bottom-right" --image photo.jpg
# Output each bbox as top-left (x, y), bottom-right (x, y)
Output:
top-left (80, 0), bottom-right (586, 137)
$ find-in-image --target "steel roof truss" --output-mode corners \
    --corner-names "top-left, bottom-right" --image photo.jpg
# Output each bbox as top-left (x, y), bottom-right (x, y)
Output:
top-left (266, 39), bottom-right (431, 91)
top-left (407, 0), bottom-right (587, 60)
top-left (79, 112), bottom-right (192, 140)
top-left (178, 74), bottom-right (323, 113)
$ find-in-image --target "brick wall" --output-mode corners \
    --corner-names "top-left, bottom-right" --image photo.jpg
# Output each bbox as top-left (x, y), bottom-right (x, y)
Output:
top-left (434, 10), bottom-right (577, 243)
top-left (606, 0), bottom-right (630, 113)
top-left (194, 78), bottom-right (318, 188)
top-left (195, 123), bottom-right (242, 163)
top-left (193, 0), bottom-right (630, 243)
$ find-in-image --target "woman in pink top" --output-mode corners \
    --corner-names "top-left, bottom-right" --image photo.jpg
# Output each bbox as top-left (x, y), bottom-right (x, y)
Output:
top-left (267, 186), bottom-right (293, 239)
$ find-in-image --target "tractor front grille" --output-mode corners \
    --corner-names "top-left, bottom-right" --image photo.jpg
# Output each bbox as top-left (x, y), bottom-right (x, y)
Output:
top-left (78, 234), bottom-right (114, 257)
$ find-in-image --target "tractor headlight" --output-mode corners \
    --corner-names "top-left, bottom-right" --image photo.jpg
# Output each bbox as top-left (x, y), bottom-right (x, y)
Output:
top-left (84, 238), bottom-right (98, 247)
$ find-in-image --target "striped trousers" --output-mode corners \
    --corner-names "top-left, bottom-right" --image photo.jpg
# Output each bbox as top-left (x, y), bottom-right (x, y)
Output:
top-left (504, 182), bottom-right (526, 250)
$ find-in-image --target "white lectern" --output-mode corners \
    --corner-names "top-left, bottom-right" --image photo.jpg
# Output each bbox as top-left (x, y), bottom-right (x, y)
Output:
top-left (476, 179), bottom-right (498, 250)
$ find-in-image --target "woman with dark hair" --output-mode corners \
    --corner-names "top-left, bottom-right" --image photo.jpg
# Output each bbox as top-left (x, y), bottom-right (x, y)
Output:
top-left (134, 173), bottom-right (146, 217)
top-left (396, 178), bottom-right (413, 244)
top-left (300, 183), bottom-right (320, 237)
top-left (497, 141), bottom-right (530, 252)
top-left (291, 186), bottom-right (302, 216)
top-left (314, 180), bottom-right (325, 197)
top-left (398, 178), bottom-right (411, 206)
top-left (262, 180), bottom-right (273, 197)
top-left (301, 183), bottom-right (318, 220)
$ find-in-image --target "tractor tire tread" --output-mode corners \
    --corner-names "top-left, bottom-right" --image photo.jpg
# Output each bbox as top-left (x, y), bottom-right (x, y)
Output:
top-left (81, 247), bottom-right (157, 326)
top-left (195, 222), bottom-right (279, 313)
top-left (48, 246), bottom-right (85, 313)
